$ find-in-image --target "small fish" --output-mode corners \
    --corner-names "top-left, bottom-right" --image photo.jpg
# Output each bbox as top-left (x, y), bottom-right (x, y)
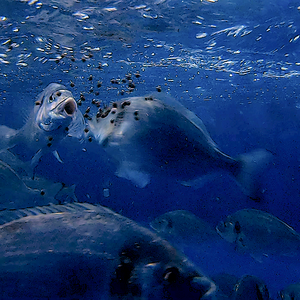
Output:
top-left (88, 93), bottom-right (271, 200)
top-left (150, 210), bottom-right (219, 244)
top-left (233, 275), bottom-right (269, 300)
top-left (216, 209), bottom-right (300, 260)
top-left (279, 283), bottom-right (300, 300)
top-left (0, 83), bottom-right (84, 169)
top-left (0, 158), bottom-right (77, 210)
top-left (0, 202), bottom-right (216, 300)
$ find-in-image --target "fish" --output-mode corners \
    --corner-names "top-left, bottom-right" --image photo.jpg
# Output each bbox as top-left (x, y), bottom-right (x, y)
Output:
top-left (0, 158), bottom-right (77, 210)
top-left (0, 202), bottom-right (216, 300)
top-left (87, 93), bottom-right (271, 200)
top-left (279, 283), bottom-right (300, 300)
top-left (211, 273), bottom-right (238, 300)
top-left (216, 209), bottom-right (300, 260)
top-left (150, 210), bottom-right (219, 244)
top-left (0, 83), bottom-right (84, 169)
top-left (233, 275), bottom-right (269, 300)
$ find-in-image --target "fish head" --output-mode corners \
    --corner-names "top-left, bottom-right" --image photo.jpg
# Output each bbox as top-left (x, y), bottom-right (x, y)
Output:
top-left (139, 261), bottom-right (216, 300)
top-left (216, 217), bottom-right (241, 243)
top-left (34, 83), bottom-right (84, 138)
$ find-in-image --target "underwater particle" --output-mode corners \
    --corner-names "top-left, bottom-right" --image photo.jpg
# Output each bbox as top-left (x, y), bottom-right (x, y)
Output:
top-left (70, 81), bottom-right (75, 87)
top-left (97, 62), bottom-right (102, 69)
top-left (77, 100), bottom-right (82, 106)
top-left (47, 142), bottom-right (52, 147)
top-left (71, 56), bottom-right (75, 62)
top-left (95, 91), bottom-right (99, 96)
top-left (119, 90), bottom-right (125, 95)
top-left (112, 102), bottom-right (117, 108)
top-left (80, 94), bottom-right (85, 101)
top-left (88, 75), bottom-right (93, 81)
top-left (128, 82), bottom-right (135, 89)
top-left (135, 71), bottom-right (141, 78)
top-left (110, 119), bottom-right (114, 124)
top-left (40, 190), bottom-right (45, 196)
top-left (85, 107), bottom-right (91, 114)
top-left (156, 85), bottom-right (162, 92)
top-left (88, 136), bottom-right (92, 142)
top-left (97, 81), bottom-right (102, 88)
top-left (48, 136), bottom-right (53, 141)
top-left (103, 188), bottom-right (110, 197)
top-left (133, 110), bottom-right (139, 116)
top-left (125, 73), bottom-right (132, 80)
top-left (196, 33), bottom-right (207, 39)
top-left (81, 56), bottom-right (86, 62)
top-left (84, 128), bottom-right (89, 133)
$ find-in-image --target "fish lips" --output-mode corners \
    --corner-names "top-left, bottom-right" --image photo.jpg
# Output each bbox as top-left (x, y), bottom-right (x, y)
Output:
top-left (38, 97), bottom-right (78, 132)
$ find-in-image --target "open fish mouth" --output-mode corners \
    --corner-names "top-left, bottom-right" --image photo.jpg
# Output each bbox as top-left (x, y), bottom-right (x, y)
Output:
top-left (54, 97), bottom-right (77, 117)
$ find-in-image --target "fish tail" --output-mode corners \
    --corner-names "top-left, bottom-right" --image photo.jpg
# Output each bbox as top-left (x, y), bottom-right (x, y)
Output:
top-left (234, 149), bottom-right (273, 201)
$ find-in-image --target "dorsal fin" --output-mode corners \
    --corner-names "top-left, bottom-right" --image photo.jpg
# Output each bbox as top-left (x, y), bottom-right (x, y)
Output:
top-left (0, 202), bottom-right (108, 226)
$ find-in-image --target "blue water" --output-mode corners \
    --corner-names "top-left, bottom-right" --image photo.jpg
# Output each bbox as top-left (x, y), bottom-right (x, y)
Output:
top-left (1, 0), bottom-right (300, 298)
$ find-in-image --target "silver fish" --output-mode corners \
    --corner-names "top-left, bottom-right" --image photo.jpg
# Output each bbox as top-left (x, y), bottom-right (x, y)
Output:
top-left (279, 283), bottom-right (300, 300)
top-left (0, 83), bottom-right (84, 168)
top-left (88, 93), bottom-right (271, 200)
top-left (150, 210), bottom-right (219, 244)
top-left (0, 202), bottom-right (216, 300)
top-left (233, 275), bottom-right (269, 300)
top-left (216, 209), bottom-right (300, 260)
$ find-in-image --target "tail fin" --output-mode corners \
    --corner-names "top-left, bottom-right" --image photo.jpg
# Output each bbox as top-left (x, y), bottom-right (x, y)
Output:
top-left (234, 149), bottom-right (273, 201)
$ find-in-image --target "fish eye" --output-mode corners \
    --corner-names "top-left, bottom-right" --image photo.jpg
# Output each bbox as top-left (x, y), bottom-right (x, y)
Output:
top-left (234, 221), bottom-right (241, 234)
top-left (163, 267), bottom-right (180, 283)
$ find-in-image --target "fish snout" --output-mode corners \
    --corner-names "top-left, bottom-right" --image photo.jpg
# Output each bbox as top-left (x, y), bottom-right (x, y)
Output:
top-left (58, 97), bottom-right (77, 116)
top-left (191, 276), bottom-right (216, 299)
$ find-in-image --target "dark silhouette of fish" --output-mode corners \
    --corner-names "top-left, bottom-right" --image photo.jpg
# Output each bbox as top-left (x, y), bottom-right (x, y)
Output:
top-left (0, 202), bottom-right (216, 300)
top-left (216, 209), bottom-right (300, 261)
top-left (88, 93), bottom-right (271, 200)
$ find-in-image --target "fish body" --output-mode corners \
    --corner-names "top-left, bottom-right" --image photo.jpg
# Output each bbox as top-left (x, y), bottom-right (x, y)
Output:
top-left (0, 202), bottom-right (216, 300)
top-left (0, 83), bottom-right (84, 167)
top-left (150, 210), bottom-right (218, 244)
top-left (280, 283), bottom-right (300, 300)
top-left (88, 93), bottom-right (271, 199)
top-left (216, 209), bottom-right (300, 259)
top-left (233, 275), bottom-right (269, 300)
top-left (0, 158), bottom-right (77, 210)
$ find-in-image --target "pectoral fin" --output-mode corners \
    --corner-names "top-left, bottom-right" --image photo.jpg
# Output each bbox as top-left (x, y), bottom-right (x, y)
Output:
top-left (116, 162), bottom-right (150, 188)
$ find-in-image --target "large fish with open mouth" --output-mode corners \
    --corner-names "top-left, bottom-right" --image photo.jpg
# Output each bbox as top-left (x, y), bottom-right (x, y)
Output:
top-left (0, 83), bottom-right (84, 168)
top-left (87, 93), bottom-right (271, 200)
top-left (0, 202), bottom-right (216, 300)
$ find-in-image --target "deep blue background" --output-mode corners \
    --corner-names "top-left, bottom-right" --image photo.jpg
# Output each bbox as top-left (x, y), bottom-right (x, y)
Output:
top-left (1, 0), bottom-right (300, 298)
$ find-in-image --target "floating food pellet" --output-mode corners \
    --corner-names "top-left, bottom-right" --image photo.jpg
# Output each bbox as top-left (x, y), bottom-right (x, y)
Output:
top-left (35, 100), bottom-right (41, 105)
top-left (88, 75), bottom-right (93, 81)
top-left (134, 116), bottom-right (139, 121)
top-left (97, 81), bottom-right (102, 88)
top-left (156, 85), bottom-right (162, 92)
top-left (119, 90), bottom-right (125, 95)
top-left (135, 71), bottom-right (141, 78)
top-left (88, 52), bottom-right (93, 58)
top-left (125, 73), bottom-right (132, 80)
top-left (48, 136), bottom-right (53, 141)
top-left (40, 190), bottom-right (45, 196)
top-left (77, 100), bottom-right (82, 106)
top-left (112, 102), bottom-right (117, 108)
top-left (88, 136), bottom-right (92, 142)
top-left (47, 142), bottom-right (52, 147)
top-left (81, 57), bottom-right (86, 62)
top-left (95, 91), bottom-right (99, 96)
top-left (110, 119), bottom-right (114, 124)
top-left (85, 107), bottom-right (91, 113)
top-left (84, 128), bottom-right (89, 133)
top-left (70, 81), bottom-right (75, 87)
top-left (128, 82), bottom-right (135, 89)
top-left (97, 63), bottom-right (102, 69)
top-left (80, 94), bottom-right (85, 101)
top-left (133, 110), bottom-right (139, 116)
top-left (71, 56), bottom-right (75, 62)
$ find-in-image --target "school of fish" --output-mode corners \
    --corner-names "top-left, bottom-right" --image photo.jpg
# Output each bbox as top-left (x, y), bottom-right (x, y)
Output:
top-left (0, 83), bottom-right (295, 299)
